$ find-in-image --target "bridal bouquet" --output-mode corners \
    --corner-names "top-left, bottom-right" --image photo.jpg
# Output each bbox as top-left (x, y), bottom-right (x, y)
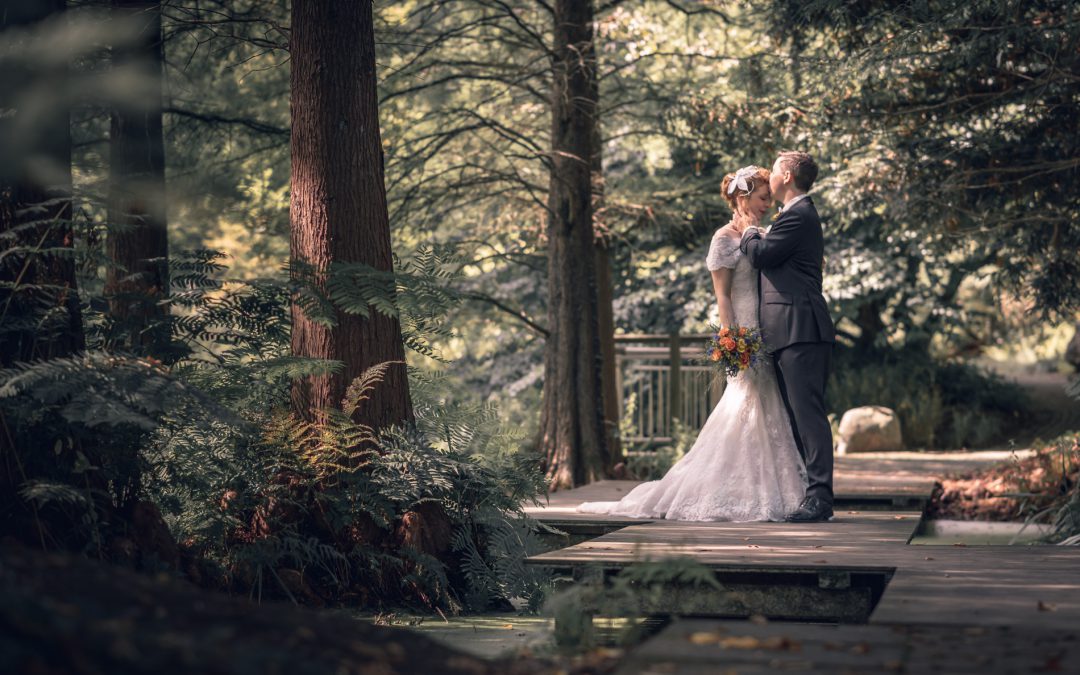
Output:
top-left (704, 324), bottom-right (764, 377)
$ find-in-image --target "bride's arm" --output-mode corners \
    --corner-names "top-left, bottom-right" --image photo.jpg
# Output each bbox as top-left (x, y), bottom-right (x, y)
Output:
top-left (711, 267), bottom-right (736, 327)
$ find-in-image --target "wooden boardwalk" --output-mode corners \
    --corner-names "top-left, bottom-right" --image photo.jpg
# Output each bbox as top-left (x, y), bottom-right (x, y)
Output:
top-left (524, 451), bottom-right (1080, 671)
top-left (526, 451), bottom-right (1025, 523)
top-left (616, 617), bottom-right (1080, 675)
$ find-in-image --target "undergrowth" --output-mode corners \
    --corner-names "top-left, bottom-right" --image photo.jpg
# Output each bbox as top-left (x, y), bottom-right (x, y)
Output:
top-left (1, 245), bottom-right (551, 612)
top-left (828, 346), bottom-right (1029, 448)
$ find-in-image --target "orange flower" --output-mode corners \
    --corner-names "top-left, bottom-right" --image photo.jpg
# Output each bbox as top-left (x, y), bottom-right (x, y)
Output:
top-left (721, 337), bottom-right (736, 351)
top-left (738, 327), bottom-right (748, 337)
top-left (710, 350), bottom-right (722, 361)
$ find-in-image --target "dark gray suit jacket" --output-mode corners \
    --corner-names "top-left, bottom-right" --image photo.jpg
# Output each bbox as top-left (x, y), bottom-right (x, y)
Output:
top-left (739, 197), bottom-right (835, 351)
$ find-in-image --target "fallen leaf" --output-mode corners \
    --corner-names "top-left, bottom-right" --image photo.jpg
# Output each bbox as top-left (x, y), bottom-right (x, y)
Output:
top-left (1040, 654), bottom-right (1064, 672)
top-left (689, 632), bottom-right (722, 645)
top-left (893, 516), bottom-right (906, 520)
top-left (747, 544), bottom-right (760, 548)
top-left (813, 559), bottom-right (829, 563)
top-left (850, 642), bottom-right (871, 654)
top-left (1037, 600), bottom-right (1058, 612)
top-left (749, 614), bottom-right (769, 625)
top-left (502, 623), bottom-right (514, 629)
top-left (717, 636), bottom-right (762, 650)
top-left (924, 556), bottom-right (935, 561)
top-left (719, 635), bottom-right (801, 651)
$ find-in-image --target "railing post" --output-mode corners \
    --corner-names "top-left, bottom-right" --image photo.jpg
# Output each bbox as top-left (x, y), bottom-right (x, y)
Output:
top-left (668, 332), bottom-right (682, 427)
top-left (614, 350), bottom-right (623, 419)
top-left (710, 374), bottom-right (724, 409)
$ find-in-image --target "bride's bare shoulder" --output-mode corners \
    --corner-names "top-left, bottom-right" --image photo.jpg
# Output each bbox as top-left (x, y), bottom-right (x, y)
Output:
top-left (714, 225), bottom-right (741, 241)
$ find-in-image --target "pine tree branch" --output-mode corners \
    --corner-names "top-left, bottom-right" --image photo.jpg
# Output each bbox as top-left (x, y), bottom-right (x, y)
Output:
top-left (463, 292), bottom-right (548, 337)
top-left (163, 106), bottom-right (288, 137)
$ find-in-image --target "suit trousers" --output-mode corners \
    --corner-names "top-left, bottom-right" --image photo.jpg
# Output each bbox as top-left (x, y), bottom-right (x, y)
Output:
top-left (772, 342), bottom-right (834, 505)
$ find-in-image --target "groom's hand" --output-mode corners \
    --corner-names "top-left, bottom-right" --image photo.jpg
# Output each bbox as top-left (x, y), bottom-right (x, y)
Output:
top-left (739, 226), bottom-right (762, 254)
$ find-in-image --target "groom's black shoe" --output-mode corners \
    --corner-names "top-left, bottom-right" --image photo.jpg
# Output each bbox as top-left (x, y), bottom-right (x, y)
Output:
top-left (784, 496), bottom-right (833, 523)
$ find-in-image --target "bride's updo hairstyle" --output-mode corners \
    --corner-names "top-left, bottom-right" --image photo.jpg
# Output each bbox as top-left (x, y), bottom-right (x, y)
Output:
top-left (721, 166), bottom-right (770, 212)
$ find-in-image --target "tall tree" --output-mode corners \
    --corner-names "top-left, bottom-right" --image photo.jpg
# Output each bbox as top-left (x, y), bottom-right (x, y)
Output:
top-left (592, 95), bottom-right (621, 467)
top-left (0, 0), bottom-right (84, 366)
top-left (538, 0), bottom-right (609, 488)
top-left (289, 0), bottom-right (413, 427)
top-left (105, 0), bottom-right (169, 354)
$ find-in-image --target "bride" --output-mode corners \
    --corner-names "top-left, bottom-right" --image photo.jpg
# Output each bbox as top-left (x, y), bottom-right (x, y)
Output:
top-left (578, 166), bottom-right (807, 522)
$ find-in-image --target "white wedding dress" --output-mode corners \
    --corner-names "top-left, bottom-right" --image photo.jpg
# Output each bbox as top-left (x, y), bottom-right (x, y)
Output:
top-left (578, 233), bottom-right (807, 522)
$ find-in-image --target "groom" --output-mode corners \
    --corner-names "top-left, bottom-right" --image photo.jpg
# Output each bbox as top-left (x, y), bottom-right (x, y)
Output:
top-left (740, 151), bottom-right (836, 523)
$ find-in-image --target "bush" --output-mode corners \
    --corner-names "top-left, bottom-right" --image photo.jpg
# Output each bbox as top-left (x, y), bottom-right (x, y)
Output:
top-left (0, 248), bottom-right (550, 612)
top-left (623, 416), bottom-right (697, 481)
top-left (828, 347), bottom-right (1028, 449)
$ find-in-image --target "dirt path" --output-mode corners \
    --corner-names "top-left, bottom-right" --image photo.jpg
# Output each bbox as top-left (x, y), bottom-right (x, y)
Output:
top-left (990, 368), bottom-right (1079, 446)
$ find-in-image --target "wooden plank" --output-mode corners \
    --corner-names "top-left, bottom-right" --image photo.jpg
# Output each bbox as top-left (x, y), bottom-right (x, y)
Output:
top-left (527, 513), bottom-right (922, 570)
top-left (618, 618), bottom-right (1080, 675)
top-left (621, 619), bottom-right (907, 675)
top-left (869, 546), bottom-right (1080, 629)
top-left (614, 333), bottom-right (712, 343)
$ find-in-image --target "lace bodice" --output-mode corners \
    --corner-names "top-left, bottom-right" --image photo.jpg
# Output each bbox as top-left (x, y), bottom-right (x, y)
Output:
top-left (706, 232), bottom-right (759, 330)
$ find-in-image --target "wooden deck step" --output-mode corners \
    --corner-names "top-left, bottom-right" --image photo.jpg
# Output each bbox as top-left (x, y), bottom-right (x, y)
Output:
top-left (616, 617), bottom-right (1080, 674)
top-left (528, 511), bottom-right (922, 571)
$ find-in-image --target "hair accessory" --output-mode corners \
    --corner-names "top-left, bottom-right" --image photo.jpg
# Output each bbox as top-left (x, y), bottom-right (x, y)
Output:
top-left (726, 165), bottom-right (761, 196)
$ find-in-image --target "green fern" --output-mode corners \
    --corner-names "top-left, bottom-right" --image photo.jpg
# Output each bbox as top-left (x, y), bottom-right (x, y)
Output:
top-left (1, 243), bottom-right (546, 612)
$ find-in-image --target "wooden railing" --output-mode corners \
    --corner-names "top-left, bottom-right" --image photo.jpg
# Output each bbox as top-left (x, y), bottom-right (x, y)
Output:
top-left (614, 333), bottom-right (725, 444)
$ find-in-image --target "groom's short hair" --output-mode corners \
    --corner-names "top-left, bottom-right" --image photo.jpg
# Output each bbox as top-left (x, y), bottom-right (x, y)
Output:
top-left (777, 151), bottom-right (818, 192)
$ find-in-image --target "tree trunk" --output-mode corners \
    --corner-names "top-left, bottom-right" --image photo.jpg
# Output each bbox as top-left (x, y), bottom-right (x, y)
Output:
top-left (593, 116), bottom-right (621, 467)
top-left (595, 242), bottom-right (620, 463)
top-left (105, 0), bottom-right (169, 355)
top-left (289, 0), bottom-right (413, 428)
top-left (538, 0), bottom-right (609, 489)
top-left (0, 0), bottom-right (84, 367)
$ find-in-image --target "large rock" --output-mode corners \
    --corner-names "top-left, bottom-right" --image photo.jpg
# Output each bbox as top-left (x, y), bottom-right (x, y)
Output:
top-left (837, 406), bottom-right (903, 454)
top-left (1066, 323), bottom-right (1080, 370)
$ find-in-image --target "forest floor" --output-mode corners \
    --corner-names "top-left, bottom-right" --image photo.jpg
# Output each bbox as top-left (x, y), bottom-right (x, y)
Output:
top-left (0, 544), bottom-right (621, 675)
top-left (928, 368), bottom-right (1078, 522)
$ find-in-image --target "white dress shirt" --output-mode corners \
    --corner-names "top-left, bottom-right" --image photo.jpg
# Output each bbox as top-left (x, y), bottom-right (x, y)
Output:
top-left (779, 193), bottom-right (810, 213)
